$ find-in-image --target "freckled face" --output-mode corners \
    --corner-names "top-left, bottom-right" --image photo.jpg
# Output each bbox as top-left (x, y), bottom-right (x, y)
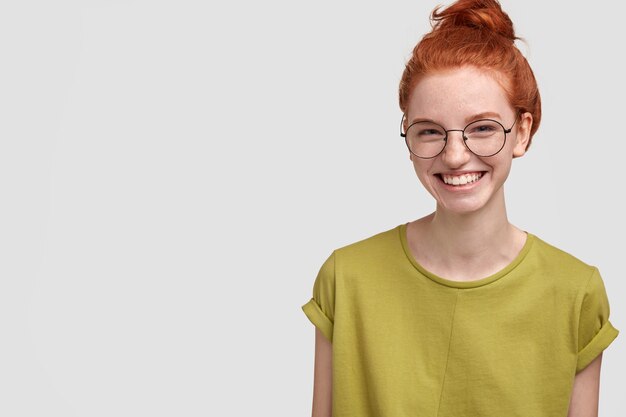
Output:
top-left (404, 66), bottom-right (530, 214)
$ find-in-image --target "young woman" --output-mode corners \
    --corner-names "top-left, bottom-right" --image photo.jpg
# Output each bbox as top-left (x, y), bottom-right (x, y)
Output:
top-left (302, 1), bottom-right (619, 416)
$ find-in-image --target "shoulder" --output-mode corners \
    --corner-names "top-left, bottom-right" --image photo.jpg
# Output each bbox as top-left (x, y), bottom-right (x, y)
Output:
top-left (336, 223), bottom-right (400, 252)
top-left (529, 233), bottom-right (593, 269)
top-left (527, 232), bottom-right (597, 288)
top-left (332, 224), bottom-right (402, 270)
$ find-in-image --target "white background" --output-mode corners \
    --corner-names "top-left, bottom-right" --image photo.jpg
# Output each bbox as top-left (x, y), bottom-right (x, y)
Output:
top-left (0, 0), bottom-right (623, 415)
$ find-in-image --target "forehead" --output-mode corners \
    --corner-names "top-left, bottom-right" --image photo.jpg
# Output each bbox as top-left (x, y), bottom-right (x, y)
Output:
top-left (406, 66), bottom-right (512, 124)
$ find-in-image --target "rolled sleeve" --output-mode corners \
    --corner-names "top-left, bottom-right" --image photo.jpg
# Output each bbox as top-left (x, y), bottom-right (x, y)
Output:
top-left (576, 267), bottom-right (620, 373)
top-left (302, 298), bottom-right (334, 343)
top-left (302, 251), bottom-right (336, 343)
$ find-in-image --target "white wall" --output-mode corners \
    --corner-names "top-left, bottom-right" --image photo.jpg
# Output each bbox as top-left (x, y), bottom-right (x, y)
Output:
top-left (0, 0), bottom-right (623, 415)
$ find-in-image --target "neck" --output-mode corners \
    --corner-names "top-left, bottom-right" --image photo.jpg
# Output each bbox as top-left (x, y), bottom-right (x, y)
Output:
top-left (423, 187), bottom-right (516, 266)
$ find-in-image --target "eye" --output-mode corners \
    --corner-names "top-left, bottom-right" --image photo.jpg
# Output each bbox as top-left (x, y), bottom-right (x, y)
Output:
top-left (470, 124), bottom-right (496, 133)
top-left (407, 122), bottom-right (446, 142)
top-left (419, 128), bottom-right (444, 136)
top-left (466, 120), bottom-right (501, 138)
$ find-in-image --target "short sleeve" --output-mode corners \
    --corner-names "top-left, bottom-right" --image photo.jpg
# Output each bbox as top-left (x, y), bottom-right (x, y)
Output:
top-left (301, 251), bottom-right (336, 343)
top-left (576, 267), bottom-right (620, 373)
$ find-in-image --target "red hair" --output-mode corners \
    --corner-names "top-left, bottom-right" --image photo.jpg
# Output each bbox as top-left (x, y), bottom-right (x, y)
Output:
top-left (399, 0), bottom-right (542, 149)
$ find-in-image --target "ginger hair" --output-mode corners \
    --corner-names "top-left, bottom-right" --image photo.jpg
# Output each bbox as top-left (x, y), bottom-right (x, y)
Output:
top-left (399, 0), bottom-right (542, 149)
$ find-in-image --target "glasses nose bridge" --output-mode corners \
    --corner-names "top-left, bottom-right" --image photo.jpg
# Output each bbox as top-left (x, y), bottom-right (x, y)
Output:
top-left (444, 128), bottom-right (465, 137)
top-left (439, 127), bottom-right (471, 161)
top-left (443, 128), bottom-right (467, 147)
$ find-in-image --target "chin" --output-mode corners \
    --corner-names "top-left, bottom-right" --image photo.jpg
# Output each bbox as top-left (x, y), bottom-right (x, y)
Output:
top-left (435, 196), bottom-right (490, 214)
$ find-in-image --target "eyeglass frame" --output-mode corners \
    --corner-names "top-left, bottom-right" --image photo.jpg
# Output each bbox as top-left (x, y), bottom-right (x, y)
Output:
top-left (399, 113), bottom-right (520, 159)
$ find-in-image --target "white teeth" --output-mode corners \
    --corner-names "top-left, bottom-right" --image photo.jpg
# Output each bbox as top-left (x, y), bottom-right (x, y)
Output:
top-left (441, 172), bottom-right (483, 186)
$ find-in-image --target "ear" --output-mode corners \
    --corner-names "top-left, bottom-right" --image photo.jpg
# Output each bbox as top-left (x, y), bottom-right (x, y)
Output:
top-left (512, 112), bottom-right (533, 158)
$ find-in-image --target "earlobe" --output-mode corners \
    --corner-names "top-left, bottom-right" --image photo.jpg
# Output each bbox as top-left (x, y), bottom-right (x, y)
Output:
top-left (513, 140), bottom-right (527, 158)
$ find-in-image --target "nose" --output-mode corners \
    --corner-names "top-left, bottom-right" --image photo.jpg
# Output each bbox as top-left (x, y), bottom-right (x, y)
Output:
top-left (441, 130), bottom-right (471, 167)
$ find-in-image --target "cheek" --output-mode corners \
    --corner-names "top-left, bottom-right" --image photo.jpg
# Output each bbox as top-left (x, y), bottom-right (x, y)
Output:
top-left (491, 156), bottom-right (514, 180)
top-left (411, 161), bottom-right (434, 186)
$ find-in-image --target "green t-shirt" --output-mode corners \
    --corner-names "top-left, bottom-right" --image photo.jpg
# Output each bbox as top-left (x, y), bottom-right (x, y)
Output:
top-left (302, 222), bottom-right (619, 416)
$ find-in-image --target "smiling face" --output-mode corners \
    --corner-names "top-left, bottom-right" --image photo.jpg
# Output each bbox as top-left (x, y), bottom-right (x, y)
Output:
top-left (405, 65), bottom-right (532, 214)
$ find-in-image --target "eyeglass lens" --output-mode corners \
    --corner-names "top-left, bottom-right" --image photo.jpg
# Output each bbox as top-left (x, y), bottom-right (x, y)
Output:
top-left (404, 119), bottom-right (506, 158)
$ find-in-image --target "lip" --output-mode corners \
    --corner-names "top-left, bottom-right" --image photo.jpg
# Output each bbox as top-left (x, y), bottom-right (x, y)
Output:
top-left (435, 171), bottom-right (487, 191)
top-left (437, 170), bottom-right (485, 175)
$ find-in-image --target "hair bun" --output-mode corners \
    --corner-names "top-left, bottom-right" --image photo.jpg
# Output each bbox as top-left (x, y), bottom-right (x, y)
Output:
top-left (431, 0), bottom-right (517, 42)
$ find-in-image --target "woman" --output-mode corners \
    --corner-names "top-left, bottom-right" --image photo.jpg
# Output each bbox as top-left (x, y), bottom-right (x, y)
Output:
top-left (302, 0), bottom-right (619, 416)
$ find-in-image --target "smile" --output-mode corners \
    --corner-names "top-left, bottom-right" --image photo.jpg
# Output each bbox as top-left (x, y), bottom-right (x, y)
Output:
top-left (435, 171), bottom-right (486, 187)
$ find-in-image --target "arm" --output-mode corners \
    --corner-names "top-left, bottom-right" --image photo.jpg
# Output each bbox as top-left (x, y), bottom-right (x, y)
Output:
top-left (311, 327), bottom-right (332, 417)
top-left (567, 352), bottom-right (602, 417)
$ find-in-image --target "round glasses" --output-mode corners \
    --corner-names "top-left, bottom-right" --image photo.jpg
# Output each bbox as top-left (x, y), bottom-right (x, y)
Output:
top-left (400, 115), bottom-right (518, 158)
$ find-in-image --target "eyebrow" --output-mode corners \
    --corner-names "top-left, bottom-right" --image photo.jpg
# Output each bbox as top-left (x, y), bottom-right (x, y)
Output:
top-left (408, 111), bottom-right (503, 126)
